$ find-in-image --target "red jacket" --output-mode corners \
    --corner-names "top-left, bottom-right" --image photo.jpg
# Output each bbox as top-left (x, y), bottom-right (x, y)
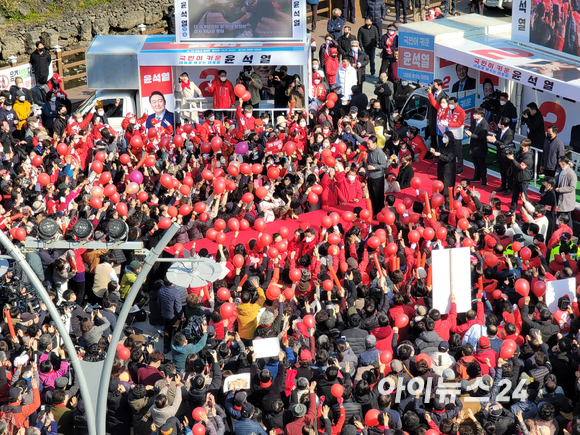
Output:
top-left (5, 387), bottom-right (40, 428)
top-left (208, 80), bottom-right (235, 109)
top-left (324, 54), bottom-right (340, 85)
top-left (236, 105), bottom-right (256, 133)
top-left (433, 302), bottom-right (457, 341)
top-left (285, 392), bottom-right (316, 435)
top-left (336, 171), bottom-right (362, 204)
top-left (450, 301), bottom-right (484, 337)
top-left (200, 120), bottom-right (224, 143)
top-left (67, 112), bottom-right (93, 136)
top-left (409, 135), bottom-right (428, 161)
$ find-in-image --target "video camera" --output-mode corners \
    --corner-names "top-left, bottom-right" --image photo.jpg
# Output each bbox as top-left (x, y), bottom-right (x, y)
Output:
top-left (84, 302), bottom-right (102, 313)
top-left (480, 89), bottom-right (502, 113)
top-left (0, 274), bottom-right (41, 314)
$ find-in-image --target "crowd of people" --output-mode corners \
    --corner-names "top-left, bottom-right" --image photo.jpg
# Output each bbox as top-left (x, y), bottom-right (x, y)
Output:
top-left (0, 16), bottom-right (578, 435)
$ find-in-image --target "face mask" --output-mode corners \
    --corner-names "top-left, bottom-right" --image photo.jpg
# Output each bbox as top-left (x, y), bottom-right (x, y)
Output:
top-left (314, 79), bottom-right (320, 84)
top-left (50, 97), bottom-right (56, 102)
top-left (32, 123), bottom-right (38, 129)
top-left (219, 76), bottom-right (226, 82)
top-left (98, 110), bottom-right (104, 116)
top-left (406, 131), bottom-right (411, 137)
top-left (299, 121), bottom-right (306, 128)
top-left (348, 175), bottom-right (356, 181)
top-left (305, 236), bottom-right (313, 242)
top-left (323, 142), bottom-right (330, 148)
top-left (209, 116), bottom-right (215, 122)
top-left (352, 47), bottom-right (359, 52)
top-left (442, 136), bottom-right (449, 144)
top-left (76, 118), bottom-right (82, 123)
top-left (440, 103), bottom-right (448, 109)
top-left (393, 141), bottom-right (399, 146)
top-left (388, 30), bottom-right (395, 35)
top-left (74, 138), bottom-right (80, 144)
top-left (342, 62), bottom-right (348, 68)
top-left (500, 100), bottom-right (506, 106)
top-left (17, 83), bottom-right (23, 89)
top-left (449, 104), bottom-right (456, 110)
top-left (380, 77), bottom-right (386, 83)
top-left (35, 110), bottom-right (42, 116)
top-left (473, 115), bottom-right (480, 121)
top-left (313, 64), bottom-right (319, 70)
top-left (323, 129), bottom-right (329, 134)
top-left (18, 97), bottom-right (25, 102)
top-left (359, 172), bottom-right (366, 177)
top-left (245, 113), bottom-right (252, 119)
top-left (326, 40), bottom-right (332, 44)
top-left (129, 119), bottom-right (136, 124)
top-left (401, 81), bottom-right (408, 86)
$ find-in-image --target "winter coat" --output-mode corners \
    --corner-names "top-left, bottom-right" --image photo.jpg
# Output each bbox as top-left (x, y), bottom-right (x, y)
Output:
top-left (521, 304), bottom-right (560, 344)
top-left (327, 17), bottom-right (345, 40)
top-left (512, 149), bottom-right (534, 183)
top-left (415, 331), bottom-right (442, 355)
top-left (106, 390), bottom-right (131, 435)
top-left (522, 109), bottom-right (545, 149)
top-left (365, 0), bottom-right (387, 24)
top-left (468, 118), bottom-right (490, 157)
top-left (119, 266), bottom-right (138, 299)
top-left (342, 327), bottom-right (368, 356)
top-left (171, 334), bottom-right (208, 372)
top-left (150, 385), bottom-right (182, 427)
top-left (207, 80), bottom-right (235, 109)
top-left (337, 34), bottom-right (358, 57)
top-left (128, 394), bottom-right (154, 435)
top-left (555, 165), bottom-right (577, 212)
top-left (30, 49), bottom-right (52, 83)
top-left (336, 66), bottom-right (357, 97)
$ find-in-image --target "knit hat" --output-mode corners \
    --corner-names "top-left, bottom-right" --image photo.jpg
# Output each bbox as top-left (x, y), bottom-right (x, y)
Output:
top-left (8, 387), bottom-right (21, 400)
top-left (346, 258), bottom-right (358, 269)
top-left (365, 335), bottom-right (376, 349)
top-left (234, 391), bottom-right (247, 405)
top-left (390, 360), bottom-right (403, 373)
top-left (442, 368), bottom-right (456, 381)
top-left (55, 377), bottom-right (68, 389)
top-left (129, 260), bottom-right (141, 271)
top-left (291, 403), bottom-right (307, 418)
top-left (260, 310), bottom-right (275, 327)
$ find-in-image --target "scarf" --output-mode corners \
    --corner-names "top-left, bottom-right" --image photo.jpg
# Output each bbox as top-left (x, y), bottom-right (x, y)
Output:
top-left (385, 34), bottom-right (395, 54)
top-left (285, 369), bottom-right (297, 396)
top-left (181, 81), bottom-right (191, 90)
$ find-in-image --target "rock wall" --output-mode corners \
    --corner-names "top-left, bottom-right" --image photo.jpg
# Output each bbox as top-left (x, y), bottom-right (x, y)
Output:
top-left (0, 0), bottom-right (172, 61)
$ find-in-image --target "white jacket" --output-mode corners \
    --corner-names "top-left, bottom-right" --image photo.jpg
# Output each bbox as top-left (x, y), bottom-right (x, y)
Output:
top-left (336, 66), bottom-right (357, 96)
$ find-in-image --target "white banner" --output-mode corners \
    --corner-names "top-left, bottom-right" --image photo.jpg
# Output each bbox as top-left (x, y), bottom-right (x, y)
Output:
top-left (545, 277), bottom-right (577, 313)
top-left (432, 247), bottom-right (472, 314)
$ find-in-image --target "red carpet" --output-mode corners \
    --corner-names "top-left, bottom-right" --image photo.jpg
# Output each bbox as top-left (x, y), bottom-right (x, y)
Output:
top-left (167, 161), bottom-right (539, 255)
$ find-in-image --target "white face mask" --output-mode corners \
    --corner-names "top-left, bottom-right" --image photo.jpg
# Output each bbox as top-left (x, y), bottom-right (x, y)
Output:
top-left (245, 113), bottom-right (252, 119)
top-left (351, 114), bottom-right (357, 119)
top-left (393, 141), bottom-right (399, 146)
top-left (442, 136), bottom-right (449, 144)
top-left (348, 175), bottom-right (356, 181)
top-left (323, 128), bottom-right (329, 134)
top-left (17, 83), bottom-right (23, 89)
top-left (473, 115), bottom-right (480, 121)
top-left (313, 64), bottom-right (319, 71)
top-left (352, 47), bottom-right (359, 52)
top-left (209, 116), bottom-right (215, 122)
top-left (406, 131), bottom-right (411, 137)
top-left (299, 121), bottom-right (306, 128)
top-left (449, 104), bottom-right (456, 110)
top-left (18, 96), bottom-right (25, 102)
top-left (98, 110), bottom-right (104, 116)
top-left (50, 97), bottom-right (56, 102)
top-left (305, 236), bottom-right (313, 242)
top-left (388, 30), bottom-right (395, 35)
top-left (129, 119), bottom-right (136, 124)
top-left (220, 76), bottom-right (226, 82)
top-left (401, 81), bottom-right (408, 86)
top-left (76, 118), bottom-right (82, 124)
top-left (500, 100), bottom-right (506, 106)
top-left (440, 103), bottom-right (448, 109)
top-left (74, 138), bottom-right (80, 144)
top-left (314, 79), bottom-right (321, 84)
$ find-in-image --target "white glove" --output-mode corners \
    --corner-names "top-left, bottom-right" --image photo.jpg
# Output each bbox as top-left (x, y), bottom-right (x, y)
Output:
top-left (181, 133), bottom-right (187, 138)
top-left (90, 107), bottom-right (96, 114)
top-left (357, 62), bottom-right (361, 67)
top-left (135, 123), bottom-right (141, 129)
top-left (441, 120), bottom-right (449, 126)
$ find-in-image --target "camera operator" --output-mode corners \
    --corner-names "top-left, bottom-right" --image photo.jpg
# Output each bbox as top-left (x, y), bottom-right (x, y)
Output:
top-left (497, 93), bottom-right (517, 131)
top-left (487, 117), bottom-right (515, 194)
top-left (236, 66), bottom-right (263, 114)
top-left (521, 102), bottom-right (545, 150)
top-left (100, 298), bottom-right (118, 335)
top-left (268, 66), bottom-right (291, 113)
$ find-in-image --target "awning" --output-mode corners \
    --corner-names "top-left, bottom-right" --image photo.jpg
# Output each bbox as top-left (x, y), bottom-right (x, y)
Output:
top-left (436, 34), bottom-right (580, 102)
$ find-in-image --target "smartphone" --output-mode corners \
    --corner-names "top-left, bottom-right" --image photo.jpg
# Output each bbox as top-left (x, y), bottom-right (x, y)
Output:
top-left (341, 336), bottom-right (346, 342)
top-left (562, 300), bottom-right (570, 309)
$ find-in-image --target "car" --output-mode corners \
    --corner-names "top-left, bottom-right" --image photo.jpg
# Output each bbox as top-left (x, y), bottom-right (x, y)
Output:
top-left (484, 0), bottom-right (513, 10)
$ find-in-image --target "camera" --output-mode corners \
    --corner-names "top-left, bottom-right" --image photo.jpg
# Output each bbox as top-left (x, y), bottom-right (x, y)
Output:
top-left (84, 303), bottom-right (102, 313)
top-left (523, 108), bottom-right (531, 117)
top-left (0, 274), bottom-right (41, 314)
top-left (481, 89), bottom-right (502, 113)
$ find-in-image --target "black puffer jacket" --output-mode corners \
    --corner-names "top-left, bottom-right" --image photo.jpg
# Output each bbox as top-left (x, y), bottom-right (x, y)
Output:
top-left (128, 394), bottom-right (154, 435)
top-left (106, 389), bottom-right (132, 435)
top-left (342, 327), bottom-right (368, 356)
top-left (187, 362), bottom-right (223, 408)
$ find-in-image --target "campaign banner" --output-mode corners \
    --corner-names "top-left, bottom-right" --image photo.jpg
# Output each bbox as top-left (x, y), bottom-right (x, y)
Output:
top-left (432, 247), bottom-right (472, 314)
top-left (436, 36), bottom-right (580, 102)
top-left (139, 66), bottom-right (175, 129)
top-left (0, 63), bottom-right (41, 91)
top-left (399, 31), bottom-right (435, 85)
top-left (176, 0), bottom-right (306, 42)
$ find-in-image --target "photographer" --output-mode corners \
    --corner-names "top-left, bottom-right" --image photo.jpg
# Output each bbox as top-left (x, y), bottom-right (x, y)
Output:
top-left (268, 66), bottom-right (292, 112)
top-left (285, 75), bottom-right (305, 110)
top-left (521, 102), bottom-right (545, 150)
top-left (236, 66), bottom-right (263, 113)
top-left (79, 309), bottom-right (110, 347)
top-left (61, 290), bottom-right (89, 339)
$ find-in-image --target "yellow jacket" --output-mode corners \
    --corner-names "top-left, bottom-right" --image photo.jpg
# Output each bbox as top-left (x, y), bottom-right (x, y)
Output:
top-left (14, 101), bottom-right (31, 130)
top-left (236, 287), bottom-right (266, 340)
top-left (375, 126), bottom-right (386, 149)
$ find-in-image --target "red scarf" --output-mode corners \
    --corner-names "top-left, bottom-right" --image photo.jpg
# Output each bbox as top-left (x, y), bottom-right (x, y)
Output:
top-left (181, 81), bottom-right (191, 90)
top-left (385, 34), bottom-right (395, 54)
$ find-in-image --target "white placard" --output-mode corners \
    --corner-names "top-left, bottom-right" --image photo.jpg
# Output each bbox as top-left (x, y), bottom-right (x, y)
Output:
top-left (252, 337), bottom-right (280, 359)
top-left (545, 278), bottom-right (577, 312)
top-left (223, 373), bottom-right (251, 393)
top-left (432, 247), bottom-right (472, 314)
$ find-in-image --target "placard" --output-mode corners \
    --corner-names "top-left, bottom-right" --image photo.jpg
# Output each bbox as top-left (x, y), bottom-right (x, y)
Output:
top-left (223, 373), bottom-right (251, 393)
top-left (545, 277), bottom-right (577, 312)
top-left (432, 247), bottom-right (472, 314)
top-left (252, 337), bottom-right (280, 359)
top-left (399, 31), bottom-right (435, 85)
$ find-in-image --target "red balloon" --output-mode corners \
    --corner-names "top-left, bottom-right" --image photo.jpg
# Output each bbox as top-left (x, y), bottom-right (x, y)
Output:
top-left (375, 229), bottom-right (387, 244)
top-left (201, 170), bottom-right (214, 181)
top-left (255, 186), bottom-right (268, 199)
top-left (228, 165), bottom-right (240, 178)
top-left (456, 207), bottom-right (470, 220)
top-left (360, 209), bottom-right (372, 222)
top-left (500, 341), bottom-right (516, 359)
top-left (275, 240), bottom-right (287, 253)
top-left (394, 314), bottom-right (409, 328)
top-left (100, 172), bottom-right (112, 184)
top-left (408, 230), bottom-right (420, 244)
top-left (95, 151), bottom-right (106, 162)
top-left (384, 211), bottom-right (395, 225)
top-left (118, 346), bottom-right (130, 360)
top-left (266, 285), bottom-right (281, 299)
top-left (485, 255), bottom-right (499, 267)
top-left (423, 227), bottom-right (435, 241)
top-left (90, 196), bottom-right (102, 209)
top-left (192, 407), bottom-right (206, 421)
top-left (396, 203), bottom-right (406, 215)
top-left (252, 164), bottom-right (263, 175)
top-left (91, 161), bottom-right (103, 174)
top-left (241, 91), bottom-right (251, 102)
top-left (57, 143), bottom-right (68, 156)
top-left (179, 204), bottom-right (192, 216)
top-left (512, 241), bottom-right (522, 252)
top-left (173, 243), bottom-right (185, 253)
top-left (145, 156), bottom-right (156, 167)
top-left (116, 202), bottom-right (128, 216)
top-left (367, 236), bottom-right (380, 249)
top-left (386, 243), bottom-right (398, 255)
top-left (453, 200), bottom-right (463, 210)
top-left (303, 314), bottom-right (315, 328)
top-left (147, 128), bottom-right (158, 139)
top-left (159, 136), bottom-right (171, 149)
top-left (200, 142), bottom-right (211, 154)
top-left (38, 173), bottom-right (50, 186)
top-left (310, 184), bottom-right (323, 195)
top-left (32, 155), bottom-right (43, 167)
top-left (307, 192), bottom-right (319, 204)
top-left (431, 180), bottom-right (444, 193)
top-left (409, 213), bottom-right (420, 224)
top-left (380, 351), bottom-right (393, 364)
top-left (161, 174), bottom-right (174, 188)
top-left (289, 269), bottom-right (302, 282)
top-left (199, 213), bottom-right (209, 222)
top-left (213, 179), bottom-right (226, 195)
top-left (458, 218), bottom-right (469, 231)
top-left (324, 156), bottom-right (336, 167)
top-left (342, 211), bottom-right (355, 222)
top-left (462, 238), bottom-right (474, 248)
top-left (254, 218), bottom-right (266, 232)
top-left (206, 228), bottom-right (218, 241)
top-left (138, 191), bottom-right (149, 202)
top-left (321, 216), bottom-right (333, 229)
top-left (211, 136), bottom-right (223, 152)
top-left (515, 278), bottom-right (530, 297)
top-left (327, 93), bottom-right (338, 103)
top-left (233, 254), bottom-right (245, 269)
top-left (267, 166), bottom-right (280, 180)
top-left (215, 232), bottom-right (227, 245)
top-left (279, 226), bottom-right (289, 239)
top-left (365, 409), bottom-right (380, 427)
top-left (284, 141), bottom-right (296, 156)
top-left (239, 219), bottom-right (250, 231)
top-left (436, 227), bottom-right (447, 240)
top-left (174, 135), bottom-right (186, 148)
top-left (323, 279), bottom-right (334, 291)
top-left (14, 228), bottom-right (26, 241)
top-left (120, 154), bottom-right (131, 164)
top-left (217, 287), bottom-right (231, 301)
top-left (104, 184), bottom-right (117, 197)
top-left (330, 212), bottom-right (340, 226)
top-left (331, 383), bottom-right (344, 398)
top-left (172, 178), bottom-right (180, 189)
top-left (260, 233), bottom-right (272, 246)
top-left (183, 124), bottom-right (194, 134)
top-left (431, 193), bottom-right (444, 208)
top-left (167, 206), bottom-right (178, 217)
top-left (284, 288), bottom-right (295, 300)
top-left (192, 422), bottom-right (206, 435)
top-left (492, 289), bottom-right (503, 300)
top-left (328, 233), bottom-right (341, 245)
top-left (336, 142), bottom-right (347, 154)
top-left (228, 218), bottom-right (240, 231)
top-left (110, 192), bottom-right (120, 204)
top-left (520, 247), bottom-right (532, 261)
top-left (214, 219), bottom-right (226, 231)
top-left (403, 197), bottom-right (414, 210)
top-left (194, 202), bottom-right (207, 214)
top-left (159, 217), bottom-right (172, 229)
top-left (532, 280), bottom-right (546, 297)
top-left (410, 177), bottom-right (422, 190)
top-left (234, 84), bottom-right (247, 98)
top-left (183, 176), bottom-right (194, 187)
top-left (426, 430), bottom-right (439, 435)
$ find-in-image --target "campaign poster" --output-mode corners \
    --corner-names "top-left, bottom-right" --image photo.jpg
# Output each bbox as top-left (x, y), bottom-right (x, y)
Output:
top-left (139, 66), bottom-right (175, 129)
top-left (176, 0), bottom-right (306, 42)
top-left (398, 31), bottom-right (435, 85)
top-left (0, 63), bottom-right (53, 92)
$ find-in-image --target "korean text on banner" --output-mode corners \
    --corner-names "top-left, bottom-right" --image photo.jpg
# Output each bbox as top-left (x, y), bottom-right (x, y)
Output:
top-left (0, 63), bottom-right (40, 92)
top-left (139, 65), bottom-right (175, 128)
top-left (431, 247), bottom-right (472, 314)
top-left (398, 31), bottom-right (435, 85)
top-left (545, 277), bottom-right (577, 313)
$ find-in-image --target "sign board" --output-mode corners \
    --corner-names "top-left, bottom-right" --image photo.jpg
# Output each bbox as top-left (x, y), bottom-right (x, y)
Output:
top-left (139, 65), bottom-right (175, 129)
top-left (176, 0), bottom-right (306, 42)
top-left (398, 31), bottom-right (435, 85)
top-left (252, 337), bottom-right (280, 359)
top-left (0, 63), bottom-right (39, 92)
top-left (545, 277), bottom-right (577, 313)
top-left (431, 247), bottom-right (472, 314)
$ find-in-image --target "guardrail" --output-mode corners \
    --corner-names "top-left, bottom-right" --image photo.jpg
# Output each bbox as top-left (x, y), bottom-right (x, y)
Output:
top-left (53, 25), bottom-right (167, 91)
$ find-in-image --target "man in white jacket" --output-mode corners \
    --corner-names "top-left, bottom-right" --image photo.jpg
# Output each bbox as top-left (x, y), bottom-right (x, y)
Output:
top-left (430, 341), bottom-right (456, 376)
top-left (336, 58), bottom-right (357, 97)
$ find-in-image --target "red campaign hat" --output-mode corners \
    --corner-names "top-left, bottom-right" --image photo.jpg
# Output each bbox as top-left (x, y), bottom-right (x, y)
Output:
top-left (330, 47), bottom-right (338, 54)
top-left (150, 118), bottom-right (160, 125)
top-left (47, 200), bottom-right (58, 210)
top-left (485, 235), bottom-right (497, 248)
top-left (478, 336), bottom-right (490, 348)
top-left (300, 349), bottom-right (312, 361)
top-left (313, 73), bottom-right (322, 80)
top-left (503, 313), bottom-right (516, 324)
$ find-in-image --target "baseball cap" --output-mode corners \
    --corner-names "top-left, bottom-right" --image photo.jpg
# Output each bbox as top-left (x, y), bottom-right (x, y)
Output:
top-left (55, 377), bottom-right (68, 389)
top-left (330, 47), bottom-right (338, 54)
top-left (300, 349), bottom-right (312, 361)
top-left (21, 312), bottom-right (36, 322)
top-left (438, 341), bottom-right (449, 352)
top-left (484, 235), bottom-right (497, 247)
top-left (349, 106), bottom-right (358, 112)
top-left (8, 387), bottom-right (22, 400)
top-left (234, 391), bottom-right (247, 404)
top-left (365, 335), bottom-right (376, 348)
top-left (561, 232), bottom-right (572, 242)
top-left (390, 360), bottom-right (403, 372)
top-left (478, 336), bottom-right (490, 348)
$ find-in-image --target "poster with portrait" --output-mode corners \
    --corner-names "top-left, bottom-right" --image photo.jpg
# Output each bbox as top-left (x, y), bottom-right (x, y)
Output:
top-left (139, 66), bottom-right (175, 129)
top-left (176, 0), bottom-right (306, 42)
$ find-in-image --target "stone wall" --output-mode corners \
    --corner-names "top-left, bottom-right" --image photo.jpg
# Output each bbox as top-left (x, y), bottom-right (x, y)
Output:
top-left (0, 0), bottom-right (172, 61)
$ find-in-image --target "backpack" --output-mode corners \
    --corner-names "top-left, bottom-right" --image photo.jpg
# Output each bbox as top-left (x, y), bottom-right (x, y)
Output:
top-left (0, 406), bottom-right (24, 435)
